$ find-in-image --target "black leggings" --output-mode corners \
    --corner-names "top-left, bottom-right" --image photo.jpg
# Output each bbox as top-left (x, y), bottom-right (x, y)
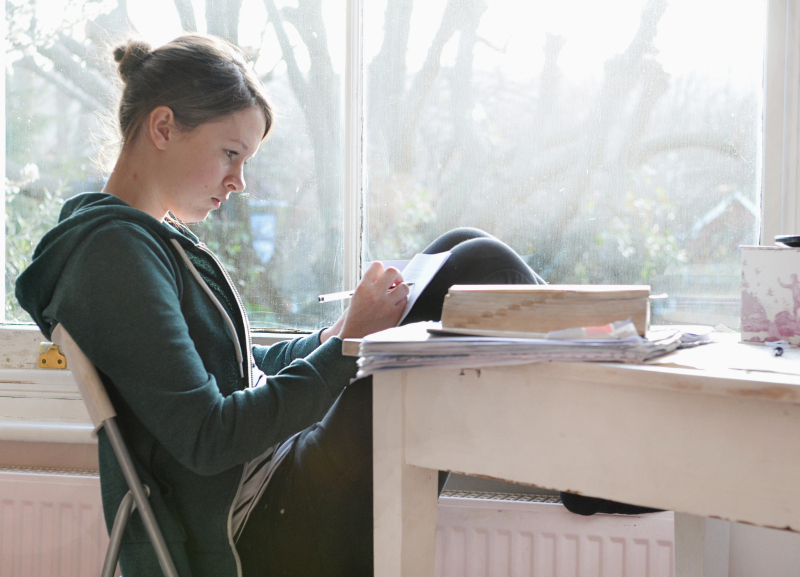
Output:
top-left (402, 227), bottom-right (545, 323)
top-left (235, 228), bottom-right (648, 576)
top-left (237, 228), bottom-right (540, 576)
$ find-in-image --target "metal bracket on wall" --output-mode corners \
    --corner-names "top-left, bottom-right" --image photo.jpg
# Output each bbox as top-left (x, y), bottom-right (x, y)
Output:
top-left (38, 342), bottom-right (67, 369)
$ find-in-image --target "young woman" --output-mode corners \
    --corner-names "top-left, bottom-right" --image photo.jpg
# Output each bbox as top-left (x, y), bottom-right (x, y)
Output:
top-left (15, 34), bottom-right (549, 577)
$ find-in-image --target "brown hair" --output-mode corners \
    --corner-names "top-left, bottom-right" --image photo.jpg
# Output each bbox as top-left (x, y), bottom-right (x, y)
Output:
top-left (112, 34), bottom-right (273, 147)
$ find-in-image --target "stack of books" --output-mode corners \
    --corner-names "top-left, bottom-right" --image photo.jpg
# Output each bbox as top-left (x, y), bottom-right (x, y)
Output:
top-left (347, 284), bottom-right (709, 377)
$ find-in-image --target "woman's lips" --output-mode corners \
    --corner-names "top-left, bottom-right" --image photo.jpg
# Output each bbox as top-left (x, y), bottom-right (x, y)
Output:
top-left (212, 193), bottom-right (230, 209)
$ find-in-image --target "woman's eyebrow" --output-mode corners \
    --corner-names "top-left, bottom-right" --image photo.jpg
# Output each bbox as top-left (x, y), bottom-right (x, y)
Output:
top-left (228, 139), bottom-right (249, 151)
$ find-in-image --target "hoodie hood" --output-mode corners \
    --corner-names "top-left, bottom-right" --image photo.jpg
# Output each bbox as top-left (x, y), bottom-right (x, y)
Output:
top-left (15, 192), bottom-right (198, 339)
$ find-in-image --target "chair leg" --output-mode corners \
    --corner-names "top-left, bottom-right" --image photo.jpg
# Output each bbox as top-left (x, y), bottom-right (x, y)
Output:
top-left (103, 491), bottom-right (136, 577)
top-left (104, 417), bottom-right (180, 577)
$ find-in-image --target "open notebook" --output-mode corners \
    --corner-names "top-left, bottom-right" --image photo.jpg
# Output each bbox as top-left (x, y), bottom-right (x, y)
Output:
top-left (391, 252), bottom-right (450, 323)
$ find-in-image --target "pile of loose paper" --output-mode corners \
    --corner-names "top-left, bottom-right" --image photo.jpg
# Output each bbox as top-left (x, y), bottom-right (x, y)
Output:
top-left (356, 320), bottom-right (713, 378)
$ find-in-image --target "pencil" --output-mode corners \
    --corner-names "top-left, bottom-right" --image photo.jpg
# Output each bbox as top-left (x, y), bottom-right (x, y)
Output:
top-left (318, 283), bottom-right (414, 303)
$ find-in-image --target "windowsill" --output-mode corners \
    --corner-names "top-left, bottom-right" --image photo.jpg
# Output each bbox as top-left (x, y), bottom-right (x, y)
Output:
top-left (0, 324), bottom-right (301, 370)
top-left (0, 327), bottom-right (299, 445)
top-left (0, 418), bottom-right (94, 443)
top-left (0, 368), bottom-right (92, 444)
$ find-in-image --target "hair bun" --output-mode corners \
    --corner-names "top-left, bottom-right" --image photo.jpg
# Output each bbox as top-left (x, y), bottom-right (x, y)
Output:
top-left (114, 39), bottom-right (153, 83)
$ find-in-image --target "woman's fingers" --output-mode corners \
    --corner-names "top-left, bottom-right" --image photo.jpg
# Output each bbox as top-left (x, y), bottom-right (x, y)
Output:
top-left (338, 263), bottom-right (410, 339)
top-left (361, 261), bottom-right (386, 283)
top-left (356, 264), bottom-right (404, 300)
top-left (387, 280), bottom-right (410, 305)
top-left (377, 266), bottom-right (404, 292)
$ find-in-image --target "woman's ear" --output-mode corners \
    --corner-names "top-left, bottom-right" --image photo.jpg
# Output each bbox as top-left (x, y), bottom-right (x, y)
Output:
top-left (147, 106), bottom-right (177, 151)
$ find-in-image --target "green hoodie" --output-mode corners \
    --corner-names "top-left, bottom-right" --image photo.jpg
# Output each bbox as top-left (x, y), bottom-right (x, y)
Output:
top-left (16, 192), bottom-right (357, 577)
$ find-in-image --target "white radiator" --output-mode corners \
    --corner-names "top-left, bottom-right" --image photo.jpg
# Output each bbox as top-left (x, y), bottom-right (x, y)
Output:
top-left (0, 470), bottom-right (109, 577)
top-left (0, 471), bottom-right (675, 577)
top-left (435, 497), bottom-right (675, 577)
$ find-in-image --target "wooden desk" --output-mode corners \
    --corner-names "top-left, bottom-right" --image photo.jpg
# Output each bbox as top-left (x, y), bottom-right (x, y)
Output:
top-left (372, 361), bottom-right (800, 577)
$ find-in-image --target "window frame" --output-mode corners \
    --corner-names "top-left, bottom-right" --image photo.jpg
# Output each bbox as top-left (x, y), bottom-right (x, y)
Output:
top-left (344, 0), bottom-right (364, 292)
top-left (0, 0), bottom-right (797, 442)
top-left (762, 0), bottom-right (800, 243)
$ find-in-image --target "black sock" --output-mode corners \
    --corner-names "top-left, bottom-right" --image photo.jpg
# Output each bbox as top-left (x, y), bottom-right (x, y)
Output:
top-left (560, 492), bottom-right (663, 516)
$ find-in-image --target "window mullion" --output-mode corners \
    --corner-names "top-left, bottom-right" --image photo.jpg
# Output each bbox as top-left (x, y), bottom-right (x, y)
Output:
top-left (763, 0), bottom-right (800, 244)
top-left (344, 0), bottom-right (364, 290)
top-left (0, 0), bottom-right (6, 323)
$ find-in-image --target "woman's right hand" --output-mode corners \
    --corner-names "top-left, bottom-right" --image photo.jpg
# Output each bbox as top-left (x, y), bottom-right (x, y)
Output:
top-left (338, 262), bottom-right (409, 339)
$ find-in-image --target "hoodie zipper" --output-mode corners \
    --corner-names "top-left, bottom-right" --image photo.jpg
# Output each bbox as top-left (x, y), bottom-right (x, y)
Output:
top-left (195, 242), bottom-right (253, 390)
top-left (194, 242), bottom-right (253, 577)
top-left (171, 238), bottom-right (252, 577)
top-left (228, 469), bottom-right (247, 577)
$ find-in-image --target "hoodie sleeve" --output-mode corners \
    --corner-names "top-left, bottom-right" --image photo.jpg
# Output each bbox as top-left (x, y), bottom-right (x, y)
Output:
top-left (251, 330), bottom-right (326, 375)
top-left (43, 221), bottom-right (357, 475)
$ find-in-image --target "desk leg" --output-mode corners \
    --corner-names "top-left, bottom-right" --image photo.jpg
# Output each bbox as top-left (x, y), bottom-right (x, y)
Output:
top-left (675, 513), bottom-right (731, 577)
top-left (373, 371), bottom-right (439, 577)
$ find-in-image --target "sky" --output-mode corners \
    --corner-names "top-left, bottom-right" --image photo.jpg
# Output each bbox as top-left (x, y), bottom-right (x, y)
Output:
top-left (25, 0), bottom-right (766, 87)
top-left (363, 0), bottom-right (765, 87)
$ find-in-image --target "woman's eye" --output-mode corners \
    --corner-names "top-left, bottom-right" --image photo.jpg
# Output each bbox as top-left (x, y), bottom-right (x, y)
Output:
top-left (226, 150), bottom-right (238, 159)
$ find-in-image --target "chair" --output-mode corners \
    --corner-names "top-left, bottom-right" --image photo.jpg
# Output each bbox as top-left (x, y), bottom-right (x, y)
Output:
top-left (51, 324), bottom-right (180, 577)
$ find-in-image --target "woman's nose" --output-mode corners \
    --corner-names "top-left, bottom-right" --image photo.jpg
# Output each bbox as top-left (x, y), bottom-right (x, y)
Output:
top-left (227, 167), bottom-right (246, 192)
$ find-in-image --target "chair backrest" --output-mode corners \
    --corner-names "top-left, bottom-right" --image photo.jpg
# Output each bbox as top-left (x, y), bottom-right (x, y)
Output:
top-left (52, 323), bottom-right (116, 437)
top-left (52, 323), bottom-right (182, 577)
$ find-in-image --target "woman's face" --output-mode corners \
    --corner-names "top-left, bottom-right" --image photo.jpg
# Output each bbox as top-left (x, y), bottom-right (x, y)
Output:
top-left (162, 106), bottom-right (265, 222)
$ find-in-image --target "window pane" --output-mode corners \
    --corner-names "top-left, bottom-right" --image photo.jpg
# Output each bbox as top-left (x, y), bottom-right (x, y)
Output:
top-left (5, 0), bottom-right (345, 330)
top-left (364, 0), bottom-right (765, 329)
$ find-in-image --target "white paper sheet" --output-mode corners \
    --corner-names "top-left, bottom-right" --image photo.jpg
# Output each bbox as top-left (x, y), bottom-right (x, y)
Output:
top-left (648, 335), bottom-right (800, 377)
top-left (355, 320), bottom-right (685, 378)
top-left (396, 252), bottom-right (451, 323)
top-left (365, 260), bottom-right (410, 272)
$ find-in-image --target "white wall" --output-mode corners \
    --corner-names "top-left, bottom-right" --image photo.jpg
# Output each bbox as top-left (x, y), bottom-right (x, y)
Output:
top-left (730, 522), bottom-right (800, 577)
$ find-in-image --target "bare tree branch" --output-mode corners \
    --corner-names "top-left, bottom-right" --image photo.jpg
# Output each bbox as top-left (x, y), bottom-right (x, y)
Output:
top-left (435, 2), bottom-right (488, 225)
top-left (396, 0), bottom-right (486, 171)
top-left (536, 33), bottom-right (566, 127)
top-left (206, 0), bottom-right (243, 43)
top-left (550, 0), bottom-right (669, 229)
top-left (173, 0), bottom-right (197, 32)
top-left (262, 0), bottom-right (309, 108)
top-left (53, 33), bottom-right (115, 87)
top-left (85, 0), bottom-right (138, 45)
top-left (56, 32), bottom-right (102, 64)
top-left (368, 0), bottom-right (413, 104)
top-left (476, 35), bottom-right (507, 54)
top-left (262, 0), bottom-right (344, 290)
top-left (365, 0), bottom-right (413, 187)
top-left (15, 55), bottom-right (105, 111)
top-left (619, 60), bottom-right (670, 167)
top-left (282, 0), bottom-right (338, 126)
top-left (249, 18), bottom-right (273, 68)
top-left (282, 4), bottom-right (328, 68)
top-left (36, 42), bottom-right (113, 103)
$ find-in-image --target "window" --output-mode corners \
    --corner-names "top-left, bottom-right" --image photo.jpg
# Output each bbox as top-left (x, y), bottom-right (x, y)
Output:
top-left (3, 0), bottom-right (797, 334)
top-left (364, 0), bottom-right (765, 330)
top-left (5, 0), bottom-right (348, 331)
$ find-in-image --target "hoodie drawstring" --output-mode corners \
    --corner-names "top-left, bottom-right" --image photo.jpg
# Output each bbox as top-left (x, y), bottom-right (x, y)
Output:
top-left (169, 239), bottom-right (245, 379)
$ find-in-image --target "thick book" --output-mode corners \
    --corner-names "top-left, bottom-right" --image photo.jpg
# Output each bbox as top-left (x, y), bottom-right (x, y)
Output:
top-left (440, 284), bottom-right (651, 336)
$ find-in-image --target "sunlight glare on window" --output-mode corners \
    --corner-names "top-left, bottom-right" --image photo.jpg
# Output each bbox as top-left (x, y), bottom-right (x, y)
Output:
top-left (364, 0), bottom-right (765, 329)
top-left (5, 0), bottom-right (346, 329)
top-left (3, 0), bottom-right (768, 330)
